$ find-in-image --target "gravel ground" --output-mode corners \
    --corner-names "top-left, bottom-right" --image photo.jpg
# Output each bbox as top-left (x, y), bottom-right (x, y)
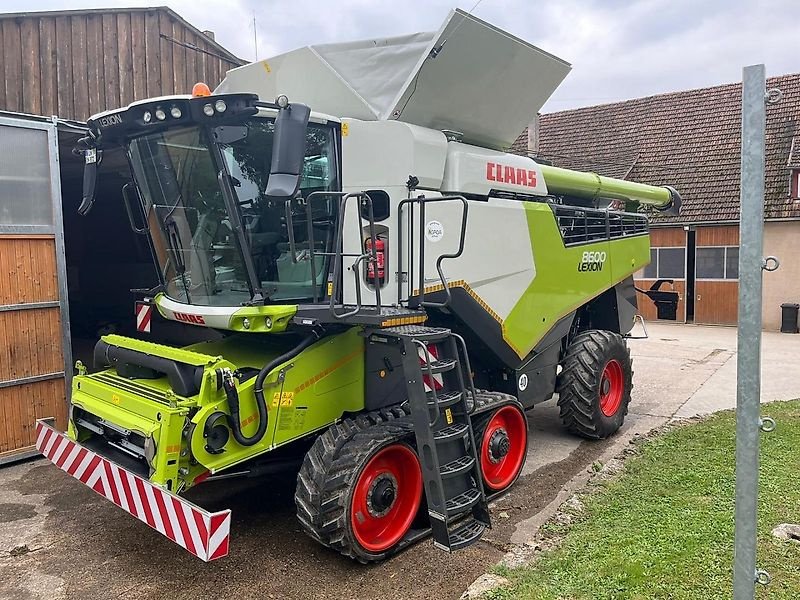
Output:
top-left (2, 323), bottom-right (798, 600)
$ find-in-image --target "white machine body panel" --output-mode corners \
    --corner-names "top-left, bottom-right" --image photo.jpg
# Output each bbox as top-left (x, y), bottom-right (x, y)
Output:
top-left (442, 143), bottom-right (548, 197)
top-left (215, 9), bottom-right (570, 150)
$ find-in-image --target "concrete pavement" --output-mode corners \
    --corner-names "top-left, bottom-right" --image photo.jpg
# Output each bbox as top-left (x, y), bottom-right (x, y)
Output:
top-left (1, 323), bottom-right (799, 600)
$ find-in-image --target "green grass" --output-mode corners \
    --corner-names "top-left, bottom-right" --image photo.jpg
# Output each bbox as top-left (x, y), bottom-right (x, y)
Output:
top-left (489, 401), bottom-right (800, 600)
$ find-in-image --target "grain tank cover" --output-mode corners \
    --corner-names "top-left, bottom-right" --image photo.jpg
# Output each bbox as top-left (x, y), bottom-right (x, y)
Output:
top-left (215, 8), bottom-right (571, 149)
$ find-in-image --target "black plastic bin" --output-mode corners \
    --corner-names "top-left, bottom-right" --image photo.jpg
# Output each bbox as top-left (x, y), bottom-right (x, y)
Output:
top-left (780, 303), bottom-right (799, 333)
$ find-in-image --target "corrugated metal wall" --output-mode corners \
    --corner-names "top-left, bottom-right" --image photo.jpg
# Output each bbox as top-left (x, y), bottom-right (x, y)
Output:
top-left (0, 8), bottom-right (243, 121)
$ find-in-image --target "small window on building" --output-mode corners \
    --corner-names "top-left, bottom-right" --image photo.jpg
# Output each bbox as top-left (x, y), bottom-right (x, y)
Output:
top-left (658, 247), bottom-right (686, 279)
top-left (642, 248), bottom-right (657, 279)
top-left (696, 246), bottom-right (739, 280)
top-left (638, 247), bottom-right (686, 279)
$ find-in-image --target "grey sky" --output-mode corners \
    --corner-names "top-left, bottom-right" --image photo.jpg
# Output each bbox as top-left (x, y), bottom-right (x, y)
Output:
top-left (3, 0), bottom-right (796, 112)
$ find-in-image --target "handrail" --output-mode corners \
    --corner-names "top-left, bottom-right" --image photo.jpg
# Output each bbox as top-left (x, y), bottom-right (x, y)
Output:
top-left (418, 195), bottom-right (469, 309)
top-left (450, 332), bottom-right (478, 415)
top-left (289, 190), bottom-right (383, 319)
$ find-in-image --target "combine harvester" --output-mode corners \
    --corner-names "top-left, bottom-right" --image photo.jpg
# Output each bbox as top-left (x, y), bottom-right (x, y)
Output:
top-left (37, 9), bottom-right (680, 562)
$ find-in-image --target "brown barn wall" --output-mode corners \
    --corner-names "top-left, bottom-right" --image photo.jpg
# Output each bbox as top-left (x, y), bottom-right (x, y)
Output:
top-left (0, 9), bottom-right (240, 121)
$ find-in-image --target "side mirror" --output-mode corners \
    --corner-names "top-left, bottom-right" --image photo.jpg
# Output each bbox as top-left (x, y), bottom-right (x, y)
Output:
top-left (78, 146), bottom-right (102, 216)
top-left (265, 98), bottom-right (310, 198)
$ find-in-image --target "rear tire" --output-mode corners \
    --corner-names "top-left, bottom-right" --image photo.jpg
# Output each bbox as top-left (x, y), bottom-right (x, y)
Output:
top-left (556, 329), bottom-right (632, 439)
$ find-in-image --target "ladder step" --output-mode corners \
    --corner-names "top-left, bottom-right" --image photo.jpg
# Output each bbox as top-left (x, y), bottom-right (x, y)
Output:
top-left (427, 390), bottom-right (463, 409)
top-left (424, 358), bottom-right (457, 374)
top-left (439, 455), bottom-right (475, 478)
top-left (382, 325), bottom-right (452, 342)
top-left (446, 487), bottom-right (482, 517)
top-left (433, 422), bottom-right (470, 442)
top-left (448, 518), bottom-right (487, 551)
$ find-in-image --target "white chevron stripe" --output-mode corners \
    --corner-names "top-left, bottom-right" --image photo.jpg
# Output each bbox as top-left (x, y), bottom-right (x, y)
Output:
top-left (72, 452), bottom-right (95, 481)
top-left (163, 494), bottom-right (186, 548)
top-left (182, 503), bottom-right (205, 560)
top-left (126, 471), bottom-right (146, 521)
top-left (84, 460), bottom-right (103, 489)
top-left (109, 464), bottom-right (131, 512)
top-left (144, 485), bottom-right (166, 536)
top-left (207, 513), bottom-right (231, 557)
top-left (35, 424), bottom-right (48, 449)
top-left (60, 444), bottom-right (82, 472)
top-left (49, 437), bottom-right (71, 465)
top-left (42, 430), bottom-right (59, 457)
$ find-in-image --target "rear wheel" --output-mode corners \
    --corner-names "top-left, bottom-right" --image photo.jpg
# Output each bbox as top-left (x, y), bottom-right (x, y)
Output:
top-left (474, 400), bottom-right (528, 493)
top-left (295, 413), bottom-right (423, 562)
top-left (557, 329), bottom-right (633, 439)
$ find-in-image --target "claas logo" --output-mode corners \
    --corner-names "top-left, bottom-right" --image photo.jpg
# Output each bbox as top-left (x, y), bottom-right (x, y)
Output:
top-left (486, 162), bottom-right (538, 187)
top-left (173, 312), bottom-right (206, 325)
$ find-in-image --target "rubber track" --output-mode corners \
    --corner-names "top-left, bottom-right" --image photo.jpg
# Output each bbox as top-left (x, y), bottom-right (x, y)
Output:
top-left (556, 329), bottom-right (632, 439)
top-left (295, 391), bottom-right (519, 561)
top-left (294, 406), bottom-right (412, 562)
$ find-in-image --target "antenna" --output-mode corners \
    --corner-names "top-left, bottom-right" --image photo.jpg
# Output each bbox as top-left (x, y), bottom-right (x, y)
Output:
top-left (253, 13), bottom-right (258, 60)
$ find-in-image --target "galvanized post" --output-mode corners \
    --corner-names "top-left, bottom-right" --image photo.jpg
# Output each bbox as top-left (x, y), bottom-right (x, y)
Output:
top-left (733, 64), bottom-right (766, 600)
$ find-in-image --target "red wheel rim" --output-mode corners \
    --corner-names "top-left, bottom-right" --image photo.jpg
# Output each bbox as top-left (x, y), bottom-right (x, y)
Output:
top-left (480, 406), bottom-right (527, 491)
top-left (350, 444), bottom-right (423, 553)
top-left (599, 359), bottom-right (624, 417)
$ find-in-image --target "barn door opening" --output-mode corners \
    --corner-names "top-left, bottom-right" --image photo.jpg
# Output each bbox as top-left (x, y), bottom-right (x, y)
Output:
top-left (0, 115), bottom-right (71, 463)
top-left (685, 229), bottom-right (696, 322)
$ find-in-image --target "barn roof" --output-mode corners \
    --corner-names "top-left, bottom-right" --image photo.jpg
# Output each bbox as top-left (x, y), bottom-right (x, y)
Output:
top-left (0, 6), bottom-right (243, 66)
top-left (515, 73), bottom-right (800, 223)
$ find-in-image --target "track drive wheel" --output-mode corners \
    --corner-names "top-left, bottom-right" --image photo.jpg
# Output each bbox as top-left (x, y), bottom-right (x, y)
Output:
top-left (556, 329), bottom-right (633, 439)
top-left (295, 415), bottom-right (423, 562)
top-left (474, 403), bottom-right (528, 493)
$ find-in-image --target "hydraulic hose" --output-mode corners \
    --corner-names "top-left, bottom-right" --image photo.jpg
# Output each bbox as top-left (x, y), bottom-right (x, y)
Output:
top-left (225, 331), bottom-right (321, 447)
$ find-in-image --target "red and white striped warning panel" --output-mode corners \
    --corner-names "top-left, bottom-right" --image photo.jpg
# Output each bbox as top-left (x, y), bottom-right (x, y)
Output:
top-left (35, 420), bottom-right (231, 561)
top-left (135, 301), bottom-right (153, 333)
top-left (418, 344), bottom-right (444, 392)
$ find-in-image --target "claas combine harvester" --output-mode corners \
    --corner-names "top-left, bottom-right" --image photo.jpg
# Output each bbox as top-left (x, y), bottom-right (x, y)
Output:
top-left (36, 9), bottom-right (680, 562)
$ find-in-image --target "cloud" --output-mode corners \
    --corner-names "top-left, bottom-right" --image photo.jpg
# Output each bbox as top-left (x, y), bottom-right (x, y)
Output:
top-left (2, 0), bottom-right (796, 112)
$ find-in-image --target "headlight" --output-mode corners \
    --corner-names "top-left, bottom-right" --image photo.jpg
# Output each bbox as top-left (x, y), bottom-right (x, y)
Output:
top-left (214, 100), bottom-right (227, 113)
top-left (203, 103), bottom-right (214, 117)
top-left (155, 108), bottom-right (166, 121)
top-left (170, 106), bottom-right (182, 119)
top-left (143, 111), bottom-right (152, 123)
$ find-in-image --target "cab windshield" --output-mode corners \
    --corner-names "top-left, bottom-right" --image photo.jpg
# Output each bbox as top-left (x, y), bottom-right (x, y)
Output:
top-left (127, 117), bottom-right (338, 306)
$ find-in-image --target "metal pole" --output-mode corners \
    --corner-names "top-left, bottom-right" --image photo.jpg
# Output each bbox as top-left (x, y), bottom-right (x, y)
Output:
top-left (733, 64), bottom-right (766, 600)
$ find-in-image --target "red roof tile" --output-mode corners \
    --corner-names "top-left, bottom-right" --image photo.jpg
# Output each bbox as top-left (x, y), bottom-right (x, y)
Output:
top-left (512, 73), bottom-right (800, 222)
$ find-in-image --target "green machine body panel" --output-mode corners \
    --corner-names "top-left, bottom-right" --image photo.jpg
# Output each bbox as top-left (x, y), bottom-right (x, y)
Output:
top-left (69, 329), bottom-right (365, 491)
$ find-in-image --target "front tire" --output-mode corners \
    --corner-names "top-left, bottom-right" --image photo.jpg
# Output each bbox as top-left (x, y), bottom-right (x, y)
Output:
top-left (556, 330), bottom-right (633, 439)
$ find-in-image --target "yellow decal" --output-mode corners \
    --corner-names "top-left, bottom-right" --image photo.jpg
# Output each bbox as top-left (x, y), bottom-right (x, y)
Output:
top-left (327, 281), bottom-right (334, 296)
top-left (240, 412), bottom-right (259, 427)
top-left (271, 391), bottom-right (294, 408)
top-left (341, 122), bottom-right (349, 136)
top-left (445, 408), bottom-right (453, 425)
top-left (111, 395), bottom-right (121, 405)
top-left (262, 61), bottom-right (271, 73)
top-left (165, 444), bottom-right (181, 455)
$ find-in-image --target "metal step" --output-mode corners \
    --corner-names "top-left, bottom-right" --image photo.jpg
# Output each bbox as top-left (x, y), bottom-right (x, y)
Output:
top-left (433, 422), bottom-right (470, 442)
top-left (381, 324), bottom-right (452, 342)
top-left (439, 455), bottom-right (475, 478)
top-left (446, 518), bottom-right (487, 551)
top-left (424, 358), bottom-right (457, 375)
top-left (445, 487), bottom-right (482, 517)
top-left (426, 390), bottom-right (462, 409)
